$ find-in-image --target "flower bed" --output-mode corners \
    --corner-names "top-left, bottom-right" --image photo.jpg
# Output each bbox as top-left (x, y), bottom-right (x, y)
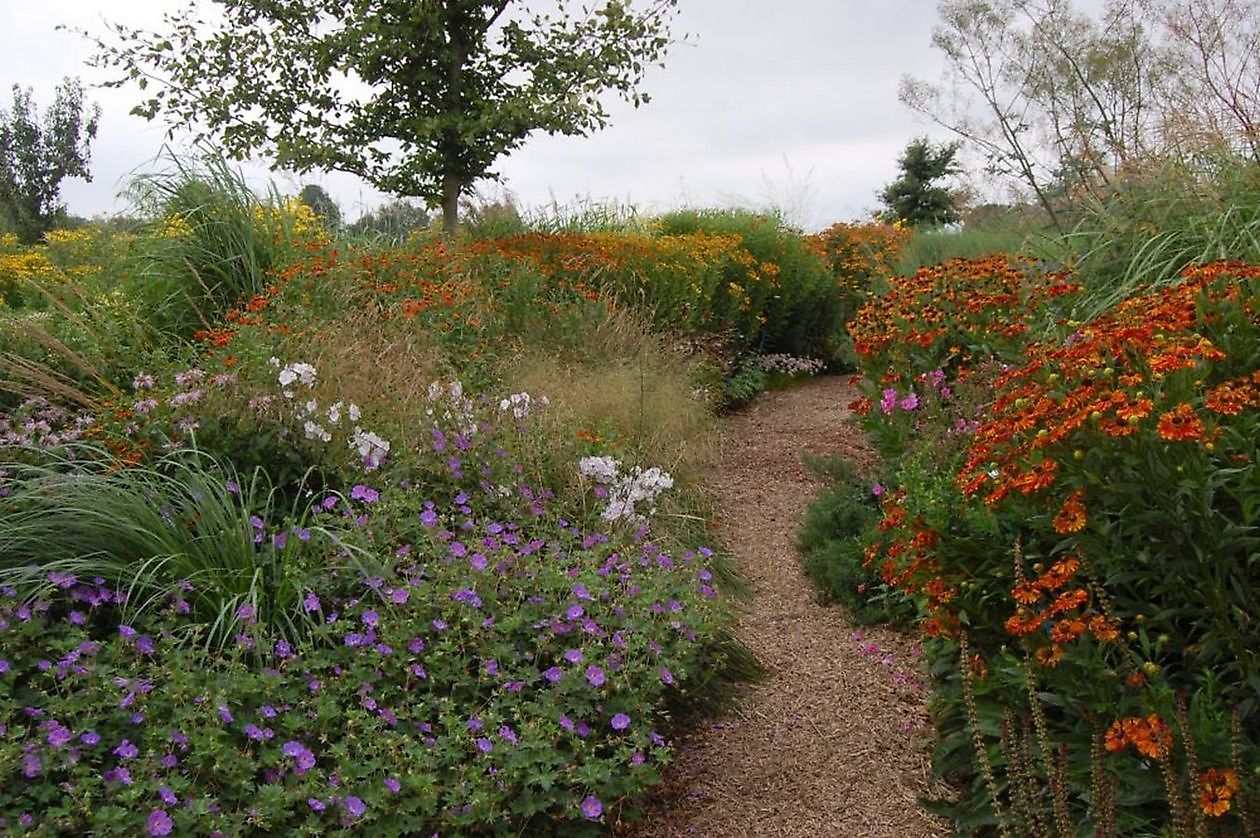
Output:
top-left (835, 257), bottom-right (1259, 833)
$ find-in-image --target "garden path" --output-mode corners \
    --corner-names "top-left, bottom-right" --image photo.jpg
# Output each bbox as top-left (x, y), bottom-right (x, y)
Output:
top-left (620, 375), bottom-right (950, 838)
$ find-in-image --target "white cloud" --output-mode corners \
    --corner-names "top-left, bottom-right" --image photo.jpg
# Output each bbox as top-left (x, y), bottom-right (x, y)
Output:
top-left (2, 0), bottom-right (959, 230)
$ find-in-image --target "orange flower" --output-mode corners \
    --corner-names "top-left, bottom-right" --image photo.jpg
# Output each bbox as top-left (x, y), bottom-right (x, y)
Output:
top-left (1004, 609), bottom-right (1048, 636)
top-left (1104, 721), bottom-right (1128, 752)
top-left (1104, 714), bottom-right (1173, 759)
top-left (1204, 378), bottom-right (1259, 416)
top-left (1011, 581), bottom-right (1043, 605)
top-left (1088, 614), bottom-right (1120, 642)
top-left (1051, 617), bottom-right (1086, 643)
top-left (1115, 397), bottom-right (1153, 422)
top-left (1034, 644), bottom-right (1063, 667)
top-left (1049, 588), bottom-right (1089, 616)
top-left (1199, 768), bottom-right (1240, 817)
top-left (1132, 714), bottom-right (1173, 759)
top-left (1009, 458), bottom-right (1060, 496)
top-left (1036, 556), bottom-right (1081, 591)
top-left (1052, 489), bottom-right (1087, 534)
top-left (1157, 403), bottom-right (1205, 442)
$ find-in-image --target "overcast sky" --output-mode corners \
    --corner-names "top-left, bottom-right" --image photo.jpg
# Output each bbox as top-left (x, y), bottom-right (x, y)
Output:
top-left (1, 0), bottom-right (963, 231)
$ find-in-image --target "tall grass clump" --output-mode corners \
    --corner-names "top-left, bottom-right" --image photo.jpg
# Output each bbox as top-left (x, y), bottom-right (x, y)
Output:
top-left (0, 445), bottom-right (335, 649)
top-left (520, 197), bottom-right (650, 235)
top-left (0, 227), bottom-right (158, 408)
top-left (894, 225), bottom-right (1035, 276)
top-left (1045, 150), bottom-right (1260, 318)
top-left (124, 153), bottom-right (328, 339)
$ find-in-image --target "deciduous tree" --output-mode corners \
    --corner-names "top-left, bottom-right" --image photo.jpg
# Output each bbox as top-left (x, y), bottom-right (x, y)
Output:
top-left (0, 78), bottom-right (100, 243)
top-left (84, 0), bottom-right (681, 234)
top-left (902, 0), bottom-right (1260, 228)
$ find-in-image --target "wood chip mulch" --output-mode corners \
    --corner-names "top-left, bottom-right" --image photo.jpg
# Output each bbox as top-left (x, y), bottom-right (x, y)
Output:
top-left (617, 376), bottom-right (952, 838)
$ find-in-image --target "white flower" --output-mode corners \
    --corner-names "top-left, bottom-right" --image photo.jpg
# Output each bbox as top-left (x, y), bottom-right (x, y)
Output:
top-left (579, 456), bottom-right (620, 483)
top-left (303, 420), bottom-right (331, 442)
top-left (602, 499), bottom-right (632, 522)
top-left (350, 427), bottom-right (390, 470)
top-left (303, 399), bottom-right (319, 416)
top-left (348, 403), bottom-right (361, 422)
top-left (580, 456), bottom-right (672, 524)
top-left (277, 362), bottom-right (317, 390)
top-left (327, 401), bottom-right (343, 425)
top-left (499, 392), bottom-right (535, 419)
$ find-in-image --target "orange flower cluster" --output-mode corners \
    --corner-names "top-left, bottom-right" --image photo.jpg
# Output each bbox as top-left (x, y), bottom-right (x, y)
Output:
top-left (1198, 767), bottom-right (1240, 817)
top-left (1104, 714), bottom-right (1174, 759)
top-left (806, 220), bottom-right (911, 288)
top-left (959, 262), bottom-right (1260, 505)
top-left (1204, 373), bottom-right (1260, 415)
top-left (849, 256), bottom-right (1080, 387)
top-left (863, 490), bottom-right (959, 636)
top-left (1004, 555), bottom-right (1118, 663)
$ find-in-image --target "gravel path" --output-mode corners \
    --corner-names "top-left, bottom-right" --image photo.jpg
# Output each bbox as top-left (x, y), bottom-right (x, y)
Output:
top-left (620, 376), bottom-right (950, 837)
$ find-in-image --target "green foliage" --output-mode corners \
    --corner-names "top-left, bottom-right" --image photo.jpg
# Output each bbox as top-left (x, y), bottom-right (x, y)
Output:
top-left (797, 456), bottom-right (917, 626)
top-left (879, 136), bottom-right (962, 227)
top-left (718, 356), bottom-right (767, 412)
top-left (123, 153), bottom-right (319, 340)
top-left (87, 0), bottom-right (682, 232)
top-left (654, 208), bottom-right (845, 360)
top-left (893, 225), bottom-right (1033, 275)
top-left (0, 227), bottom-right (161, 407)
top-left (346, 199), bottom-right (433, 243)
top-left (0, 445), bottom-right (331, 650)
top-left (297, 184), bottom-right (342, 230)
top-left (0, 78), bottom-right (100, 244)
top-left (1042, 152), bottom-right (1260, 319)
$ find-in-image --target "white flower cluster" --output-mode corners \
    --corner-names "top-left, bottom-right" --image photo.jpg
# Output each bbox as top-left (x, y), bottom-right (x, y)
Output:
top-left (499, 391), bottom-right (548, 420)
top-left (425, 379), bottom-right (477, 435)
top-left (578, 456), bottom-right (674, 523)
top-left (350, 427), bottom-right (390, 470)
top-left (268, 357), bottom-right (389, 470)
top-left (270, 358), bottom-right (318, 398)
top-left (758, 354), bottom-right (825, 376)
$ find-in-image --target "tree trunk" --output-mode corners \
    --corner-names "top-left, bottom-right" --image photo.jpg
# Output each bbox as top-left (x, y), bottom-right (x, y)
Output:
top-left (441, 173), bottom-right (461, 237)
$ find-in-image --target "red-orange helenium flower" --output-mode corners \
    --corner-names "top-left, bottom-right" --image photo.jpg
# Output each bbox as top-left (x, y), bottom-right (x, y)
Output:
top-left (1198, 768), bottom-right (1240, 817)
top-left (1157, 403), bottom-right (1206, 442)
top-left (1052, 490), bottom-right (1087, 534)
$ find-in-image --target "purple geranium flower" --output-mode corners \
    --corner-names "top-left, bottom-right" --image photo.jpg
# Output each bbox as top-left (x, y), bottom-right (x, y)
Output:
top-left (580, 795), bottom-right (603, 820)
top-left (147, 809), bottom-right (173, 836)
top-left (611, 713), bottom-right (631, 731)
top-left (585, 665), bottom-right (605, 687)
